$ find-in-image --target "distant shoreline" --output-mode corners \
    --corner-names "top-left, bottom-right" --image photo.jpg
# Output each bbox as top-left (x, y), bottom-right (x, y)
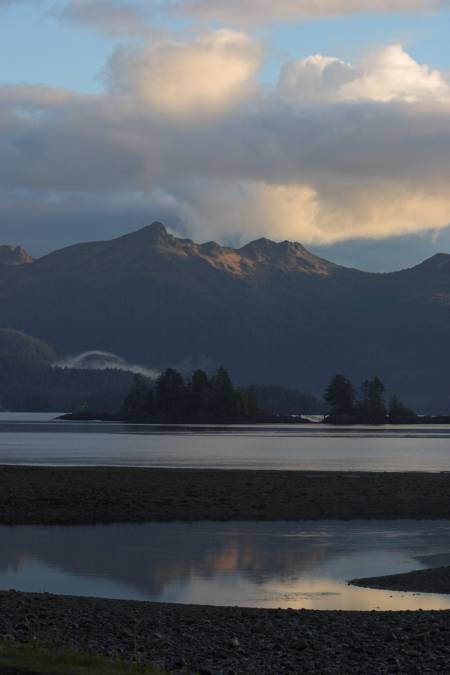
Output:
top-left (57, 411), bottom-right (317, 424)
top-left (58, 411), bottom-right (450, 424)
top-left (3, 467), bottom-right (450, 525)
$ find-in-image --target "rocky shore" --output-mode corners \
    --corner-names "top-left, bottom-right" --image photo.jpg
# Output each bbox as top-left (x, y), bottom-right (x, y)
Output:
top-left (3, 466), bottom-right (450, 673)
top-left (2, 466), bottom-right (450, 525)
top-left (2, 591), bottom-right (450, 674)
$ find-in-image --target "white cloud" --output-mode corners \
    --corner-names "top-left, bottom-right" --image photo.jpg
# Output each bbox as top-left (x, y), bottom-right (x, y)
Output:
top-left (107, 30), bottom-right (262, 116)
top-left (152, 178), bottom-right (450, 246)
top-left (278, 45), bottom-right (450, 104)
top-left (1, 41), bottom-right (450, 249)
top-left (341, 44), bottom-right (450, 102)
top-left (278, 55), bottom-right (356, 103)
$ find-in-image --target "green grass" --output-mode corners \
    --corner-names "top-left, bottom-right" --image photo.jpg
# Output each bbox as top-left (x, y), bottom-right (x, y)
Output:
top-left (0, 641), bottom-right (167, 675)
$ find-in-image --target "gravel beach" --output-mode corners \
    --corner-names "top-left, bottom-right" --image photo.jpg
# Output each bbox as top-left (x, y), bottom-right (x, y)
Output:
top-left (2, 466), bottom-right (450, 525)
top-left (2, 591), bottom-right (450, 674)
top-left (3, 466), bottom-right (450, 673)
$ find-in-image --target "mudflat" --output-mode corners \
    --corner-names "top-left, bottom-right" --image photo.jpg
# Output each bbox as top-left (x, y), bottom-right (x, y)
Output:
top-left (2, 466), bottom-right (450, 524)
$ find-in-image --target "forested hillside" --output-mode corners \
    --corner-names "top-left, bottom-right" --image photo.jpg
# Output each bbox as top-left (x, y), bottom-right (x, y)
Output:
top-left (1, 223), bottom-right (449, 411)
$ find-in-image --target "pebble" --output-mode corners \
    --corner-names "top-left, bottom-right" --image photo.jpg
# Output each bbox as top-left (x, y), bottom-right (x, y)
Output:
top-left (0, 590), bottom-right (449, 674)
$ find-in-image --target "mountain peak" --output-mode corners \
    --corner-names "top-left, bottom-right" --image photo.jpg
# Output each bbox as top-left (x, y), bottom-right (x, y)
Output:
top-left (237, 235), bottom-right (334, 275)
top-left (146, 221), bottom-right (168, 235)
top-left (113, 222), bottom-right (173, 252)
top-left (110, 225), bottom-right (337, 277)
top-left (0, 245), bottom-right (33, 266)
top-left (239, 237), bottom-right (307, 260)
top-left (132, 221), bottom-right (169, 243)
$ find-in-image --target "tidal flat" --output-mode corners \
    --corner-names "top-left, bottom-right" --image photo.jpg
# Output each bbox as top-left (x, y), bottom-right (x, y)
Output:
top-left (2, 466), bottom-right (450, 525)
top-left (3, 467), bottom-right (450, 673)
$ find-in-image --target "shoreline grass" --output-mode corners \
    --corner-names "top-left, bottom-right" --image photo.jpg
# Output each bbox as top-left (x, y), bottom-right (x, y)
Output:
top-left (0, 641), bottom-right (166, 675)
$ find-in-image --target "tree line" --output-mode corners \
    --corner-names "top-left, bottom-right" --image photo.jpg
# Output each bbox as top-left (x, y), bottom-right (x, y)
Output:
top-left (121, 367), bottom-right (260, 422)
top-left (0, 356), bottom-right (132, 412)
top-left (324, 374), bottom-right (417, 424)
top-left (122, 368), bottom-right (418, 424)
top-left (0, 352), bottom-right (324, 416)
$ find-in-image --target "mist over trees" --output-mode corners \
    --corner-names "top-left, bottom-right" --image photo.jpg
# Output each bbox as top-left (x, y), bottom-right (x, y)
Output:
top-left (0, 330), bottom-right (324, 416)
top-left (324, 374), bottom-right (417, 424)
top-left (0, 328), bottom-right (134, 412)
top-left (0, 357), bottom-right (133, 412)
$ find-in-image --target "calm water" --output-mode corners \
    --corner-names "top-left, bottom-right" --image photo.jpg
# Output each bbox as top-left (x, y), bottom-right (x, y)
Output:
top-left (2, 521), bottom-right (450, 611)
top-left (1, 413), bottom-right (450, 471)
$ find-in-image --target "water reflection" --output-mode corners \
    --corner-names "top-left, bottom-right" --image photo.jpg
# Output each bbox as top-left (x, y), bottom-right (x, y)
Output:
top-left (1, 521), bottom-right (450, 610)
top-left (1, 413), bottom-right (450, 470)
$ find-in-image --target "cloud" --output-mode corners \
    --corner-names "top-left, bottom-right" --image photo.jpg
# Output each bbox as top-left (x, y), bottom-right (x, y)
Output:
top-left (24, 0), bottom-right (450, 37)
top-left (312, 225), bottom-right (450, 272)
top-left (341, 44), bottom-right (450, 102)
top-left (107, 30), bottom-right (262, 116)
top-left (3, 0), bottom-right (450, 37)
top-left (59, 0), bottom-right (153, 36)
top-left (150, 177), bottom-right (450, 246)
top-left (278, 45), bottom-right (450, 103)
top-left (1, 41), bottom-right (450, 252)
top-left (55, 350), bottom-right (159, 377)
top-left (179, 0), bottom-right (450, 25)
top-left (278, 55), bottom-right (356, 104)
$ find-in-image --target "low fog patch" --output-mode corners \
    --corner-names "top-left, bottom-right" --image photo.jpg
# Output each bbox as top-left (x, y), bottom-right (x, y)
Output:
top-left (54, 351), bottom-right (159, 379)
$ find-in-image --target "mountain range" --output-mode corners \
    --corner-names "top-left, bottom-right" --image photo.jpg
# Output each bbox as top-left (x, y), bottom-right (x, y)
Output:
top-left (1, 222), bottom-right (449, 412)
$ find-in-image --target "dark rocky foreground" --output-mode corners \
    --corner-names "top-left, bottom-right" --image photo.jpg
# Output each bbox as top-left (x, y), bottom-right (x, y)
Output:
top-left (2, 591), bottom-right (450, 674)
top-left (4, 467), bottom-right (450, 673)
top-left (351, 565), bottom-right (450, 595)
top-left (3, 466), bottom-right (450, 525)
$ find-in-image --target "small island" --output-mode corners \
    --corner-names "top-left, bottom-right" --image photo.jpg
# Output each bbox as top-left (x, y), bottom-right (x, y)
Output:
top-left (60, 366), bottom-right (317, 424)
top-left (60, 367), bottom-right (450, 425)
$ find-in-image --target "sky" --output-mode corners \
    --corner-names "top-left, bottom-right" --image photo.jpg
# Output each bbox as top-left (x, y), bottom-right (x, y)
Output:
top-left (1, 0), bottom-right (450, 271)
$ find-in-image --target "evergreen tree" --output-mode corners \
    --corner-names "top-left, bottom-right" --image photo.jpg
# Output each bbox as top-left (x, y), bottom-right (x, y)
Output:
top-left (238, 385), bottom-right (259, 417)
top-left (155, 368), bottom-right (187, 420)
top-left (209, 367), bottom-right (238, 419)
top-left (388, 395), bottom-right (417, 423)
top-left (121, 374), bottom-right (149, 417)
top-left (324, 374), bottom-right (355, 416)
top-left (359, 377), bottom-right (387, 423)
top-left (189, 369), bottom-right (210, 419)
top-left (145, 387), bottom-right (156, 419)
